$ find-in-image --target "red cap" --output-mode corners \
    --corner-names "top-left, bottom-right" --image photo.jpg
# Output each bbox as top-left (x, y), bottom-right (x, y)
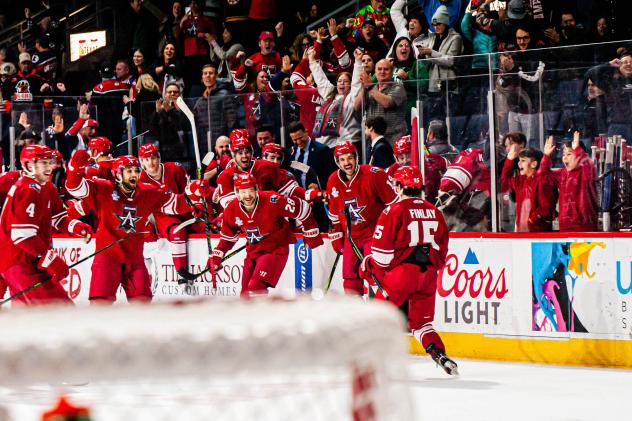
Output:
top-left (393, 165), bottom-right (423, 189)
top-left (259, 31), bottom-right (274, 41)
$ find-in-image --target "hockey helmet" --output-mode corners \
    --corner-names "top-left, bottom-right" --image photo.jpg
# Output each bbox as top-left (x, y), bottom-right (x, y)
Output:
top-left (111, 155), bottom-right (140, 178)
top-left (230, 129), bottom-right (251, 152)
top-left (51, 148), bottom-right (63, 164)
top-left (393, 165), bottom-right (423, 189)
top-left (88, 136), bottom-right (112, 156)
top-left (233, 173), bottom-right (257, 190)
top-left (138, 143), bottom-right (160, 159)
top-left (333, 141), bottom-right (357, 158)
top-left (20, 144), bottom-right (54, 171)
top-left (262, 143), bottom-right (284, 157)
top-left (393, 135), bottom-right (412, 155)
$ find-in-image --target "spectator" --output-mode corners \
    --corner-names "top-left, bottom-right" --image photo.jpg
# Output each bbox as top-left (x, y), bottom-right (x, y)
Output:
top-left (308, 47), bottom-right (363, 148)
top-left (0, 62), bottom-right (17, 101)
top-left (177, 0), bottom-right (217, 90)
top-left (31, 35), bottom-right (57, 85)
top-left (159, 0), bottom-right (184, 53)
top-left (426, 119), bottom-right (456, 156)
top-left (587, 50), bottom-right (632, 141)
top-left (346, 19), bottom-right (388, 63)
top-left (115, 59), bottom-right (134, 85)
top-left (543, 10), bottom-right (587, 47)
top-left (460, 1), bottom-right (498, 73)
top-left (579, 77), bottom-right (608, 140)
top-left (116, 0), bottom-right (159, 62)
top-left (206, 26), bottom-right (245, 80)
top-left (353, 0), bottom-right (394, 46)
top-left (500, 145), bottom-right (557, 232)
top-left (131, 49), bottom-right (148, 82)
top-left (361, 53), bottom-right (375, 77)
top-left (413, 6), bottom-right (464, 95)
top-left (150, 82), bottom-right (191, 167)
top-left (310, 19), bottom-right (353, 75)
top-left (365, 116), bottom-right (395, 169)
top-left (287, 121), bottom-right (335, 190)
top-left (277, 55), bottom-right (322, 136)
top-left (541, 133), bottom-right (598, 232)
top-left (6, 52), bottom-right (53, 102)
top-left (290, 34), bottom-right (313, 65)
top-left (125, 73), bottom-right (162, 144)
top-left (390, 0), bottom-right (426, 43)
top-left (589, 16), bottom-right (615, 63)
top-left (243, 31), bottom-right (282, 77)
top-left (151, 41), bottom-right (184, 94)
top-left (91, 62), bottom-right (130, 154)
top-left (222, 0), bottom-right (251, 47)
top-left (489, 0), bottom-right (533, 49)
top-left (359, 58), bottom-right (408, 145)
top-left (388, 36), bottom-right (429, 120)
top-left (418, 0), bottom-right (462, 30)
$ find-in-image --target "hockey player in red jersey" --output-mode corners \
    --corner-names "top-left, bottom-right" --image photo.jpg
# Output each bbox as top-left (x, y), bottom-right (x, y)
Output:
top-left (436, 148), bottom-right (491, 231)
top-left (65, 152), bottom-right (209, 303)
top-left (85, 137), bottom-right (115, 181)
top-left (0, 145), bottom-right (93, 305)
top-left (0, 167), bottom-right (23, 301)
top-left (386, 135), bottom-right (449, 203)
top-left (210, 173), bottom-right (323, 296)
top-left (326, 142), bottom-right (397, 295)
top-left (138, 143), bottom-right (194, 273)
top-left (214, 129), bottom-right (324, 208)
top-left (359, 165), bottom-right (458, 375)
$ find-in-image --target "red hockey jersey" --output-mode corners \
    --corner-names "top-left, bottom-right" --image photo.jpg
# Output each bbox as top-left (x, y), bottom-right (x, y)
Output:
top-left (370, 197), bottom-right (449, 271)
top-left (217, 191), bottom-right (317, 258)
top-left (66, 178), bottom-right (193, 263)
top-left (247, 51), bottom-right (282, 76)
top-left (386, 153), bottom-right (449, 203)
top-left (215, 159), bottom-right (304, 208)
top-left (86, 160), bottom-right (114, 181)
top-left (0, 170), bottom-right (21, 205)
top-left (0, 176), bottom-right (73, 271)
top-left (139, 162), bottom-right (189, 194)
top-left (326, 165), bottom-right (398, 241)
top-left (439, 148), bottom-right (491, 195)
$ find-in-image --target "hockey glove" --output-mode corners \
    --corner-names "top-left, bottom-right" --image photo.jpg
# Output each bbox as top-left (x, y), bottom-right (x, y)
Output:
top-left (68, 219), bottom-right (94, 242)
top-left (38, 250), bottom-right (69, 282)
top-left (186, 179), bottom-right (212, 202)
top-left (328, 231), bottom-right (344, 255)
top-left (68, 149), bottom-right (92, 173)
top-left (359, 255), bottom-right (379, 283)
top-left (304, 189), bottom-right (326, 202)
top-left (303, 228), bottom-right (324, 249)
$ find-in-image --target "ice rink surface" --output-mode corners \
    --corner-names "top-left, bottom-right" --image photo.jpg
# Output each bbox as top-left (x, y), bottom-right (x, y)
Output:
top-left (2, 357), bottom-right (631, 420)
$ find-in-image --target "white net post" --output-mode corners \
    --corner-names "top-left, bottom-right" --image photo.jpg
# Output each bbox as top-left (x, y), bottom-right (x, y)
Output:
top-left (0, 297), bottom-right (415, 420)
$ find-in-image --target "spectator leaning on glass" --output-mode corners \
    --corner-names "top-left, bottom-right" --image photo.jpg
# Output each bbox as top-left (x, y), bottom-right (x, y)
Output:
top-left (357, 58), bottom-right (408, 146)
top-left (308, 47), bottom-right (363, 148)
top-left (413, 6), bottom-right (463, 94)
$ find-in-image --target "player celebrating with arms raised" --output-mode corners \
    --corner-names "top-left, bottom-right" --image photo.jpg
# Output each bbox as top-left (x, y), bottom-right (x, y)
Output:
top-left (210, 173), bottom-right (323, 296)
top-left (359, 166), bottom-right (458, 375)
top-left (65, 151), bottom-right (210, 303)
top-left (326, 141), bottom-right (397, 295)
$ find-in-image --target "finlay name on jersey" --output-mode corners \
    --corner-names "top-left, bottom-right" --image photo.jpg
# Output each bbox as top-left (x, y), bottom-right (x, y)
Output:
top-left (409, 208), bottom-right (436, 219)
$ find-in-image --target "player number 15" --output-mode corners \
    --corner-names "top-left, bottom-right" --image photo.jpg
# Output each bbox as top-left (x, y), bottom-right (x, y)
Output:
top-left (374, 220), bottom-right (439, 250)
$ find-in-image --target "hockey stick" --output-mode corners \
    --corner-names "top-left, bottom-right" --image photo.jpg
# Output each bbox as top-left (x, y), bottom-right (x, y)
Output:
top-left (325, 254), bottom-right (340, 292)
top-left (177, 244), bottom-right (247, 283)
top-left (0, 231), bottom-right (150, 306)
top-left (115, 130), bottom-right (151, 148)
top-left (343, 207), bottom-right (389, 300)
top-left (176, 96), bottom-right (216, 286)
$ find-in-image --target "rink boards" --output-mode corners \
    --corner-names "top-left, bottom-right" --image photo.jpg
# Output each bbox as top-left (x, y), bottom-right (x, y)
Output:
top-left (8, 232), bottom-right (632, 368)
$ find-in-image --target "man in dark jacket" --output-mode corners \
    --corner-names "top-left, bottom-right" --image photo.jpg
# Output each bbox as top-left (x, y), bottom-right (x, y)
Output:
top-left (365, 116), bottom-right (394, 169)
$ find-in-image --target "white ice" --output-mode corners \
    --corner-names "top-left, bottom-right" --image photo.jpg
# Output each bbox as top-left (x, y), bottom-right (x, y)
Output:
top-left (2, 357), bottom-right (630, 420)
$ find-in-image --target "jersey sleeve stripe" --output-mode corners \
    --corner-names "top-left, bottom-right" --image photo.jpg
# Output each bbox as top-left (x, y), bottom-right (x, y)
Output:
top-left (220, 233), bottom-right (239, 242)
top-left (371, 250), bottom-right (393, 267)
top-left (442, 167), bottom-right (472, 191)
top-left (11, 227), bottom-right (39, 244)
top-left (278, 180), bottom-right (298, 196)
top-left (219, 193), bottom-right (237, 209)
top-left (371, 246), bottom-right (395, 253)
top-left (296, 200), bottom-right (311, 221)
top-left (66, 178), bottom-right (90, 199)
top-left (51, 211), bottom-right (68, 229)
top-left (160, 194), bottom-right (177, 215)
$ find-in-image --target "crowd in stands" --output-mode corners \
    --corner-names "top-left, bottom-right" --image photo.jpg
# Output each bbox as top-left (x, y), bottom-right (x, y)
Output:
top-left (1, 0), bottom-right (631, 233)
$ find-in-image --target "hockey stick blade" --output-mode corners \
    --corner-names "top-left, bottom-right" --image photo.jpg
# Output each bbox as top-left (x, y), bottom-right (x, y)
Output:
top-left (343, 207), bottom-right (389, 300)
top-left (176, 244), bottom-right (247, 284)
top-left (0, 231), bottom-right (150, 305)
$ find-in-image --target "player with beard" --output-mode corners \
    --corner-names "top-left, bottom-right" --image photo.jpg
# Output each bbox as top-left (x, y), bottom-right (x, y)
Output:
top-left (325, 141), bottom-right (397, 295)
top-left (65, 151), bottom-right (210, 304)
top-left (210, 173), bottom-right (323, 296)
top-left (214, 129), bottom-right (325, 208)
top-left (0, 145), bottom-right (93, 305)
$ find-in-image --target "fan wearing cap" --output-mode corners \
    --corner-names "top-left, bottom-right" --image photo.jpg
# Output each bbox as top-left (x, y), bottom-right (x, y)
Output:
top-left (248, 31), bottom-right (282, 76)
top-left (211, 172), bottom-right (323, 296)
top-left (64, 150), bottom-right (210, 303)
top-left (85, 137), bottom-right (115, 181)
top-left (386, 135), bottom-right (449, 203)
top-left (215, 128), bottom-right (325, 209)
top-left (352, 0), bottom-right (393, 45)
top-left (348, 18), bottom-right (388, 62)
top-left (138, 143), bottom-right (198, 273)
top-left (0, 145), bottom-right (93, 305)
top-left (359, 165), bottom-right (458, 376)
top-left (64, 102), bottom-right (99, 158)
top-left (6, 51), bottom-right (53, 102)
top-left (325, 141), bottom-right (397, 296)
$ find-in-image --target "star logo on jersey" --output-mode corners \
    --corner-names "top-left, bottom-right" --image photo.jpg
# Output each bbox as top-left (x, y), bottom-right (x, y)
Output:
top-left (235, 217), bottom-right (243, 226)
top-left (245, 227), bottom-right (265, 244)
top-left (331, 187), bottom-right (339, 198)
top-left (343, 198), bottom-right (366, 225)
top-left (116, 204), bottom-right (141, 233)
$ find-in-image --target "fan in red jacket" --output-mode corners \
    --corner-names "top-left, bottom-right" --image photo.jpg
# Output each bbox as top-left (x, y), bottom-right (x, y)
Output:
top-left (138, 143), bottom-right (196, 274)
top-left (0, 145), bottom-right (93, 305)
top-left (210, 173), bottom-right (323, 296)
top-left (85, 137), bottom-right (115, 181)
top-left (541, 132), bottom-right (598, 232)
top-left (359, 165), bottom-right (458, 375)
top-left (65, 152), bottom-right (209, 303)
top-left (501, 145), bottom-right (557, 232)
top-left (214, 129), bottom-right (324, 208)
top-left (326, 142), bottom-right (398, 295)
top-left (246, 31), bottom-right (282, 76)
top-left (386, 135), bottom-right (449, 203)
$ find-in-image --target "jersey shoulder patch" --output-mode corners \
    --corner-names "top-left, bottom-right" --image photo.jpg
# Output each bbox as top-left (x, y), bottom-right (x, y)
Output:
top-left (382, 206), bottom-right (391, 215)
top-left (370, 167), bottom-right (379, 173)
top-left (270, 194), bottom-right (279, 203)
top-left (29, 183), bottom-right (42, 191)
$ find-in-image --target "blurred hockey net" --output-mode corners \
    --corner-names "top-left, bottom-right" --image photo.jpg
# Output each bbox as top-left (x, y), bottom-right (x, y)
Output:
top-left (0, 297), bottom-right (415, 420)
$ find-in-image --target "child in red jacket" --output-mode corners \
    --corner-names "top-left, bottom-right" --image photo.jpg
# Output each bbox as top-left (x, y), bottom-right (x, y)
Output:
top-left (541, 132), bottom-right (598, 232)
top-left (501, 145), bottom-right (557, 232)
